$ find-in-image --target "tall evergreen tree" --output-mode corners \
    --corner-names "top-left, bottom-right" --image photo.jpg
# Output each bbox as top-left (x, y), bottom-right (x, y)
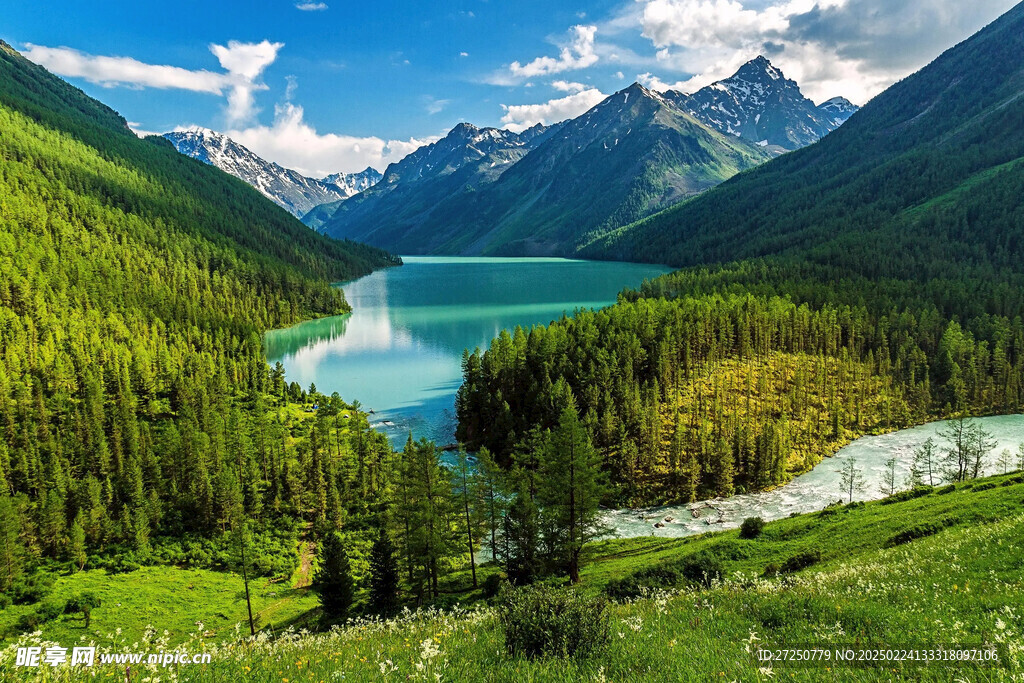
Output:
top-left (367, 526), bottom-right (400, 616)
top-left (313, 532), bottom-right (354, 622)
top-left (537, 400), bottom-right (608, 583)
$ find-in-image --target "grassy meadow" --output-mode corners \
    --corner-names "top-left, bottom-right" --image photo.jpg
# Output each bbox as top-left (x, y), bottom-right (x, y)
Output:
top-left (0, 471), bottom-right (1020, 681)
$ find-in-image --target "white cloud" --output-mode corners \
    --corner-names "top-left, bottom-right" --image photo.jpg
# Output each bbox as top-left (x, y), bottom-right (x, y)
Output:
top-left (459, 51), bottom-right (469, 57)
top-left (503, 25), bottom-right (599, 81)
top-left (500, 88), bottom-right (607, 132)
top-left (127, 122), bottom-right (162, 138)
top-left (210, 40), bottom-right (283, 124)
top-left (220, 103), bottom-right (436, 176)
top-left (424, 96), bottom-right (450, 115)
top-left (551, 80), bottom-right (588, 93)
top-left (22, 44), bottom-right (230, 94)
top-left (295, 1), bottom-right (328, 9)
top-left (633, 0), bottom-right (1018, 104)
top-left (24, 40), bottom-right (283, 125)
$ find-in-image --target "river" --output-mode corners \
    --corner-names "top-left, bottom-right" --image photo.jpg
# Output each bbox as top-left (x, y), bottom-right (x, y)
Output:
top-left (603, 414), bottom-right (1024, 539)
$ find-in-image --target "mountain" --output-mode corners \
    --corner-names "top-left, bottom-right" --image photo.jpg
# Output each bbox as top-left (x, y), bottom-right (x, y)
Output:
top-left (664, 56), bottom-right (858, 151)
top-left (303, 121), bottom-right (562, 234)
top-left (316, 84), bottom-right (770, 255)
top-left (164, 128), bottom-right (381, 218)
top-left (585, 2), bottom-right (1024, 289)
top-left (320, 167), bottom-right (383, 196)
top-left (0, 38), bottom-right (398, 574)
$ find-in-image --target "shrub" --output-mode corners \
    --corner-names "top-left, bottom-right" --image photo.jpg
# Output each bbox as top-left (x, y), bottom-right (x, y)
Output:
top-left (0, 593), bottom-right (11, 610)
top-left (605, 565), bottom-right (681, 600)
top-left (887, 522), bottom-right (943, 547)
top-left (11, 572), bottom-right (56, 605)
top-left (971, 482), bottom-right (997, 492)
top-left (881, 486), bottom-right (934, 504)
top-left (781, 550), bottom-right (821, 573)
top-left (482, 573), bottom-right (507, 600)
top-left (679, 552), bottom-right (724, 587)
top-left (497, 584), bottom-right (610, 659)
top-left (762, 562), bottom-right (783, 577)
top-left (740, 517), bottom-right (765, 539)
top-left (936, 484), bottom-right (957, 495)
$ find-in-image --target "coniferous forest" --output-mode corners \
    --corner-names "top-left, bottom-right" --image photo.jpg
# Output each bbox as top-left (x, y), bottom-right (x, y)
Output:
top-left (0, 40), bottom-right (404, 595)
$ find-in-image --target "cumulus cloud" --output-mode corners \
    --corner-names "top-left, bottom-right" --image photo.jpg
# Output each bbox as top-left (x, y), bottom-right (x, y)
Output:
top-left (500, 88), bottom-right (607, 132)
top-left (551, 80), bottom-right (588, 93)
top-left (219, 103), bottom-right (435, 176)
top-left (497, 25), bottom-right (599, 83)
top-left (634, 0), bottom-right (1018, 104)
top-left (209, 40), bottom-right (283, 124)
top-left (22, 44), bottom-right (230, 94)
top-left (295, 1), bottom-right (328, 9)
top-left (24, 40), bottom-right (283, 125)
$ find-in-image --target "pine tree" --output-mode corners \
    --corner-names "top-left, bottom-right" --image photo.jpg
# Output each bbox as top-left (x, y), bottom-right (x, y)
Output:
top-left (879, 456), bottom-right (898, 497)
top-left (313, 532), bottom-right (354, 622)
top-left (68, 514), bottom-right (87, 571)
top-left (367, 526), bottom-right (399, 616)
top-left (503, 486), bottom-right (541, 585)
top-left (537, 401), bottom-right (608, 583)
top-left (0, 496), bottom-right (22, 591)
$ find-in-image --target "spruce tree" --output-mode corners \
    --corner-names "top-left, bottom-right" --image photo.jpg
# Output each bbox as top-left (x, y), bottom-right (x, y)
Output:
top-left (313, 532), bottom-right (354, 622)
top-left (367, 527), bottom-right (400, 616)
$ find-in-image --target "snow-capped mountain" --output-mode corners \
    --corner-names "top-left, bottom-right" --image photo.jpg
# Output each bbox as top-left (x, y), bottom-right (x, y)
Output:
top-left (320, 168), bottom-right (382, 197)
top-left (665, 56), bottom-right (858, 150)
top-left (312, 83), bottom-right (769, 255)
top-left (163, 128), bottom-right (381, 218)
top-left (303, 121), bottom-right (561, 231)
top-left (816, 96), bottom-right (859, 128)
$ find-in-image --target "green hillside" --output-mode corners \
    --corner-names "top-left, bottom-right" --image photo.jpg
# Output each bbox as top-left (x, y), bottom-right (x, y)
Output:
top-left (3, 470), bottom-right (1020, 681)
top-left (0, 40), bottom-right (399, 590)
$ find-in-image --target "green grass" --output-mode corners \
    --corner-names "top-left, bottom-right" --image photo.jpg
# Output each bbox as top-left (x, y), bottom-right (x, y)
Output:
top-left (1, 472), bottom-right (1021, 681)
top-left (0, 565), bottom-right (319, 649)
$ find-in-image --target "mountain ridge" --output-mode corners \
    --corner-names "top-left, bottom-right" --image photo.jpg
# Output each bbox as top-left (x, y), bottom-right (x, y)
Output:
top-left (164, 128), bottom-right (382, 218)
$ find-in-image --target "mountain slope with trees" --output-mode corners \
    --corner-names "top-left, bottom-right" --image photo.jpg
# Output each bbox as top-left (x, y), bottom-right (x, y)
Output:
top-left (459, 3), bottom-right (1024, 506)
top-left (316, 84), bottom-right (769, 256)
top-left (0, 39), bottom-right (400, 591)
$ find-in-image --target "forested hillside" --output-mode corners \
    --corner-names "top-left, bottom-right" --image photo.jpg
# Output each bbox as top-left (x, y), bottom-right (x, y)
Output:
top-left (0, 39), bottom-right (399, 587)
top-left (458, 4), bottom-right (1024, 506)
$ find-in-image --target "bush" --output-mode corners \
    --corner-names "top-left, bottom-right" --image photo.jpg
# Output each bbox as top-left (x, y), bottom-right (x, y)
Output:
top-left (886, 522), bottom-right (943, 547)
top-left (0, 593), bottom-right (11, 610)
top-left (482, 573), bottom-right (507, 600)
top-left (679, 552), bottom-right (724, 587)
top-left (881, 486), bottom-right (934, 504)
top-left (497, 584), bottom-right (610, 659)
top-left (605, 565), bottom-right (681, 600)
top-left (11, 572), bottom-right (56, 605)
top-left (781, 550), bottom-right (821, 573)
top-left (971, 482), bottom-right (997, 492)
top-left (762, 562), bottom-right (783, 577)
top-left (936, 484), bottom-right (957, 495)
top-left (739, 517), bottom-right (765, 539)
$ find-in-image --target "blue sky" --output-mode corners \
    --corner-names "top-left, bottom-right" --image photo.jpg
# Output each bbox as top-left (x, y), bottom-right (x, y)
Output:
top-left (4, 0), bottom-right (1017, 176)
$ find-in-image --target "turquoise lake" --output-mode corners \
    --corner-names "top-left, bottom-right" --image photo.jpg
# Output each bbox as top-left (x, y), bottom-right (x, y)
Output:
top-left (264, 256), bottom-right (673, 445)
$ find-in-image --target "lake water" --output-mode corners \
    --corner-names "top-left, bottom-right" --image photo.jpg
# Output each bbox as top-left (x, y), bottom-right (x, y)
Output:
top-left (264, 256), bottom-right (672, 445)
top-left (603, 414), bottom-right (1024, 540)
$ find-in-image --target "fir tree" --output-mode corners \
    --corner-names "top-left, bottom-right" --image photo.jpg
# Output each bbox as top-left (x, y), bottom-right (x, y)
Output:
top-left (367, 526), bottom-right (400, 616)
top-left (313, 532), bottom-right (354, 622)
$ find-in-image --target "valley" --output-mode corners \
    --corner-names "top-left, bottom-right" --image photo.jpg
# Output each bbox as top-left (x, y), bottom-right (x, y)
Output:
top-left (2, 2), bottom-right (1024, 681)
